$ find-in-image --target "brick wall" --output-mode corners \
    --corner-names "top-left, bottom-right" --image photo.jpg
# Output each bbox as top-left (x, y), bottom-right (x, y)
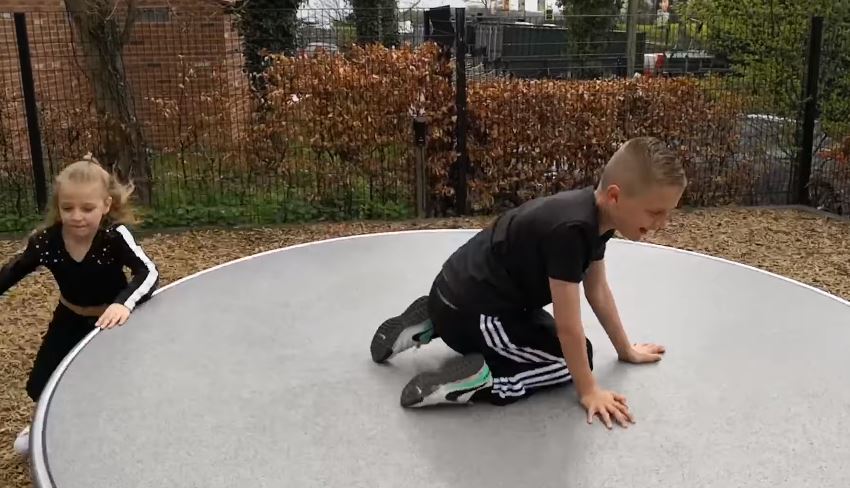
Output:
top-left (0, 13), bottom-right (27, 166)
top-left (0, 0), bottom-right (64, 11)
top-left (0, 0), bottom-right (250, 176)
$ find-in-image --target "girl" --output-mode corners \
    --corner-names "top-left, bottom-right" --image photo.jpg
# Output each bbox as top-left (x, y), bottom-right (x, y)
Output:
top-left (0, 156), bottom-right (159, 457)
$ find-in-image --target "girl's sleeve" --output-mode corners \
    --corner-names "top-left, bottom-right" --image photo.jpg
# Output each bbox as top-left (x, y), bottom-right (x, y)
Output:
top-left (0, 235), bottom-right (42, 297)
top-left (112, 225), bottom-right (159, 311)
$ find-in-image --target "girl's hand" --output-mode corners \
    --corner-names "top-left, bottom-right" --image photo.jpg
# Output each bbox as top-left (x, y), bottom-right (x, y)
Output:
top-left (96, 304), bottom-right (130, 329)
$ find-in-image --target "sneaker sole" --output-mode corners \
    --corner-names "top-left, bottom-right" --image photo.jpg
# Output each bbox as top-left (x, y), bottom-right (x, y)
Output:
top-left (370, 295), bottom-right (432, 363)
top-left (400, 354), bottom-right (491, 408)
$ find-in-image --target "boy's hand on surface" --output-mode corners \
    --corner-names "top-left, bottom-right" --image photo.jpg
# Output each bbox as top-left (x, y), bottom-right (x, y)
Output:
top-left (96, 304), bottom-right (130, 329)
top-left (580, 388), bottom-right (634, 429)
top-left (619, 342), bottom-right (666, 364)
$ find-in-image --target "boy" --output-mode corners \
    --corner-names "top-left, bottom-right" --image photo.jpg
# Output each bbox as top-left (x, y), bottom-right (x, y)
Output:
top-left (369, 136), bottom-right (687, 429)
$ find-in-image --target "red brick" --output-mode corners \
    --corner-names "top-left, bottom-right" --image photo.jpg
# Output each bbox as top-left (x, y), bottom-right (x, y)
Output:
top-left (0, 0), bottom-right (251, 168)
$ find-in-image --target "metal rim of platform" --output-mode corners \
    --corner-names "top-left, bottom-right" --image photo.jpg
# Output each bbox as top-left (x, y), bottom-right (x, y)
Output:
top-left (28, 228), bottom-right (850, 487)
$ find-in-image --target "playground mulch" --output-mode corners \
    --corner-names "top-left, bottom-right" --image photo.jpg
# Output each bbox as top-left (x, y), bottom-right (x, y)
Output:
top-left (1, 206), bottom-right (848, 487)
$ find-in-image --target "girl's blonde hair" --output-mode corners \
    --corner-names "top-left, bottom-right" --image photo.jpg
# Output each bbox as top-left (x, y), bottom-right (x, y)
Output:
top-left (41, 154), bottom-right (138, 229)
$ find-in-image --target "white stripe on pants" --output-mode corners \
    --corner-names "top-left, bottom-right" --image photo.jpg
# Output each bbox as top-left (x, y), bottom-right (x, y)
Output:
top-left (479, 314), bottom-right (573, 399)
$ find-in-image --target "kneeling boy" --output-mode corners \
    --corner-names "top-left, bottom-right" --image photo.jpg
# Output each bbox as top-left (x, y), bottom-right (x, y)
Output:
top-left (369, 137), bottom-right (686, 429)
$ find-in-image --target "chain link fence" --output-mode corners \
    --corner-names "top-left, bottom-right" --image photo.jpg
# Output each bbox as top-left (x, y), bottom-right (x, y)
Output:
top-left (0, 5), bottom-right (846, 232)
top-left (808, 19), bottom-right (850, 214)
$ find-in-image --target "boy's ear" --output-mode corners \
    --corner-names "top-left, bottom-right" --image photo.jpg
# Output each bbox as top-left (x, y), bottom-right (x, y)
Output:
top-left (605, 184), bottom-right (621, 203)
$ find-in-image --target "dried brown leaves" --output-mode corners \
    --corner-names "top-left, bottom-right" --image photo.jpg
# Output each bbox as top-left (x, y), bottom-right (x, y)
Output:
top-left (251, 43), bottom-right (753, 213)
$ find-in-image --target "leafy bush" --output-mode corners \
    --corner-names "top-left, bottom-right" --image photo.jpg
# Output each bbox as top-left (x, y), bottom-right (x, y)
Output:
top-left (253, 41), bottom-right (455, 213)
top-left (684, 0), bottom-right (850, 136)
top-left (258, 41), bottom-right (750, 213)
top-left (811, 135), bottom-right (850, 214)
top-left (0, 87), bottom-right (40, 225)
top-left (0, 39), bottom-right (761, 230)
top-left (465, 76), bottom-right (746, 210)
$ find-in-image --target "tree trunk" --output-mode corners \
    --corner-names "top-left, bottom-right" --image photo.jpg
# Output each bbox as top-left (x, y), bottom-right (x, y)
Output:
top-left (380, 0), bottom-right (400, 47)
top-left (353, 0), bottom-right (399, 46)
top-left (65, 0), bottom-right (151, 205)
top-left (230, 0), bottom-right (301, 97)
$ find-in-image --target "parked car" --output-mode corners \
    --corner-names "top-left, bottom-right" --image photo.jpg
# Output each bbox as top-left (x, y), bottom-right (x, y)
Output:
top-left (297, 42), bottom-right (339, 57)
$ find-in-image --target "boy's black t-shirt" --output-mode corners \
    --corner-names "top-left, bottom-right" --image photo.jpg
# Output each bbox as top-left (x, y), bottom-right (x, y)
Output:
top-left (438, 186), bottom-right (615, 314)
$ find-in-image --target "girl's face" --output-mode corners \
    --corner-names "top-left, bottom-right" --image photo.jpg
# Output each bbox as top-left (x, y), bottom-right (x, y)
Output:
top-left (57, 181), bottom-right (112, 239)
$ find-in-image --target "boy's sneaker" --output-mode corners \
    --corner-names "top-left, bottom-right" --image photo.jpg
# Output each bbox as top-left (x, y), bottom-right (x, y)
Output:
top-left (400, 353), bottom-right (493, 408)
top-left (370, 295), bottom-right (435, 363)
top-left (13, 425), bottom-right (30, 457)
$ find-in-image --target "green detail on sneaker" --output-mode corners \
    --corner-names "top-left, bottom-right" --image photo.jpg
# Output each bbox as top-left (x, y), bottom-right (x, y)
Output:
top-left (417, 323), bottom-right (435, 344)
top-left (454, 364), bottom-right (491, 390)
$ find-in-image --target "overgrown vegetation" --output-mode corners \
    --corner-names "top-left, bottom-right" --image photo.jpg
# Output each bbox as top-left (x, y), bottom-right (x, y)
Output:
top-left (684, 0), bottom-right (850, 135)
top-left (64, 0), bottom-right (152, 203)
top-left (558, 0), bottom-right (625, 61)
top-left (261, 43), bottom-right (752, 213)
top-left (0, 41), bottom-right (773, 232)
top-left (5, 1), bottom-right (850, 232)
top-left (351, 0), bottom-right (400, 47)
top-left (230, 0), bottom-right (303, 94)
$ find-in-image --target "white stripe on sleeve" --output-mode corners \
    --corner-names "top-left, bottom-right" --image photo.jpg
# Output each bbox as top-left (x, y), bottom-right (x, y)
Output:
top-left (115, 225), bottom-right (158, 310)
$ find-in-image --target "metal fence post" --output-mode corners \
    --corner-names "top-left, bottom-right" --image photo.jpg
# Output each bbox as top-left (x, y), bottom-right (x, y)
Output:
top-left (413, 116), bottom-right (428, 218)
top-left (795, 15), bottom-right (824, 206)
top-left (423, 9), bottom-right (432, 41)
top-left (625, 0), bottom-right (638, 77)
top-left (14, 12), bottom-right (47, 212)
top-left (454, 7), bottom-right (469, 215)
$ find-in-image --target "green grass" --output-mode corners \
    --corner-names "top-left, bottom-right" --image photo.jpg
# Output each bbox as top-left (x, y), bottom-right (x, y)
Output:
top-left (139, 188), bottom-right (414, 229)
top-left (0, 148), bottom-right (417, 234)
top-left (141, 148), bottom-right (413, 223)
top-left (142, 150), bottom-right (415, 228)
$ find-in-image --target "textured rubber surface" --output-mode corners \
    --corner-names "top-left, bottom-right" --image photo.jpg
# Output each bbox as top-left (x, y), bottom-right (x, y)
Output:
top-left (35, 230), bottom-right (850, 488)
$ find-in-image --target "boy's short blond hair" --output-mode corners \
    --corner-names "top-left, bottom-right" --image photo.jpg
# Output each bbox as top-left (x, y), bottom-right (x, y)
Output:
top-left (598, 137), bottom-right (687, 196)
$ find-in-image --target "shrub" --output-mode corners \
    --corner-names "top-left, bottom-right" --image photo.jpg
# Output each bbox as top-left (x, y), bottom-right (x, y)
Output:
top-left (0, 40), bottom-right (760, 229)
top-left (256, 42), bottom-right (455, 214)
top-left (465, 76), bottom-right (747, 211)
top-left (811, 135), bottom-right (850, 214)
top-left (257, 42), bottom-right (751, 215)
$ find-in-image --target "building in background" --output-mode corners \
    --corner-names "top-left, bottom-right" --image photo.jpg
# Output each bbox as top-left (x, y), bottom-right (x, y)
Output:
top-left (0, 0), bottom-right (250, 170)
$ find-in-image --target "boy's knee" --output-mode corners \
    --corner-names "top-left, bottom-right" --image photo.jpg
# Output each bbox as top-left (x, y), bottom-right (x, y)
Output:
top-left (586, 337), bottom-right (594, 370)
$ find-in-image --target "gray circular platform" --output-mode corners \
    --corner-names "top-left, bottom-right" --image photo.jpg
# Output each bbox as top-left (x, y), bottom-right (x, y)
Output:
top-left (30, 229), bottom-right (850, 488)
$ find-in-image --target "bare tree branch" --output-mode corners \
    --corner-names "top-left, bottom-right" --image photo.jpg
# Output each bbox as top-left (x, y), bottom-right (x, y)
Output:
top-left (120, 0), bottom-right (139, 47)
top-left (65, 0), bottom-right (151, 203)
top-left (306, 0), bottom-right (352, 24)
top-left (403, 0), bottom-right (422, 13)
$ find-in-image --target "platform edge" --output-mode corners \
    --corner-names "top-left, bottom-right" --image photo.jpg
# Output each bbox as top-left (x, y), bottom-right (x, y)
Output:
top-left (29, 227), bottom-right (850, 487)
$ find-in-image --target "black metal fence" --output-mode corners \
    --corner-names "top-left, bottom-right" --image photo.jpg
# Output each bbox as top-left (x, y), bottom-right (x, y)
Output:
top-left (809, 18), bottom-right (850, 214)
top-left (0, 5), bottom-right (847, 232)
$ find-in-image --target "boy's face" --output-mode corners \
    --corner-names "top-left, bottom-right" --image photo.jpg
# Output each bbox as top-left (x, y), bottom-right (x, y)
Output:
top-left (605, 182), bottom-right (684, 241)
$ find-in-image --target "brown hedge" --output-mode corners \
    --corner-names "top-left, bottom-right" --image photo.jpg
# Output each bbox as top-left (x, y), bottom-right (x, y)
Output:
top-left (2, 41), bottom-right (755, 220)
top-left (255, 42), bottom-right (455, 203)
top-left (261, 42), bottom-right (752, 214)
top-left (811, 135), bottom-right (850, 213)
top-left (465, 75), bottom-right (748, 210)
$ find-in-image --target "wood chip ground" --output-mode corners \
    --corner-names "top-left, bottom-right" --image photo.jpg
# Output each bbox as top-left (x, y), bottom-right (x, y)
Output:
top-left (1, 207), bottom-right (848, 486)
